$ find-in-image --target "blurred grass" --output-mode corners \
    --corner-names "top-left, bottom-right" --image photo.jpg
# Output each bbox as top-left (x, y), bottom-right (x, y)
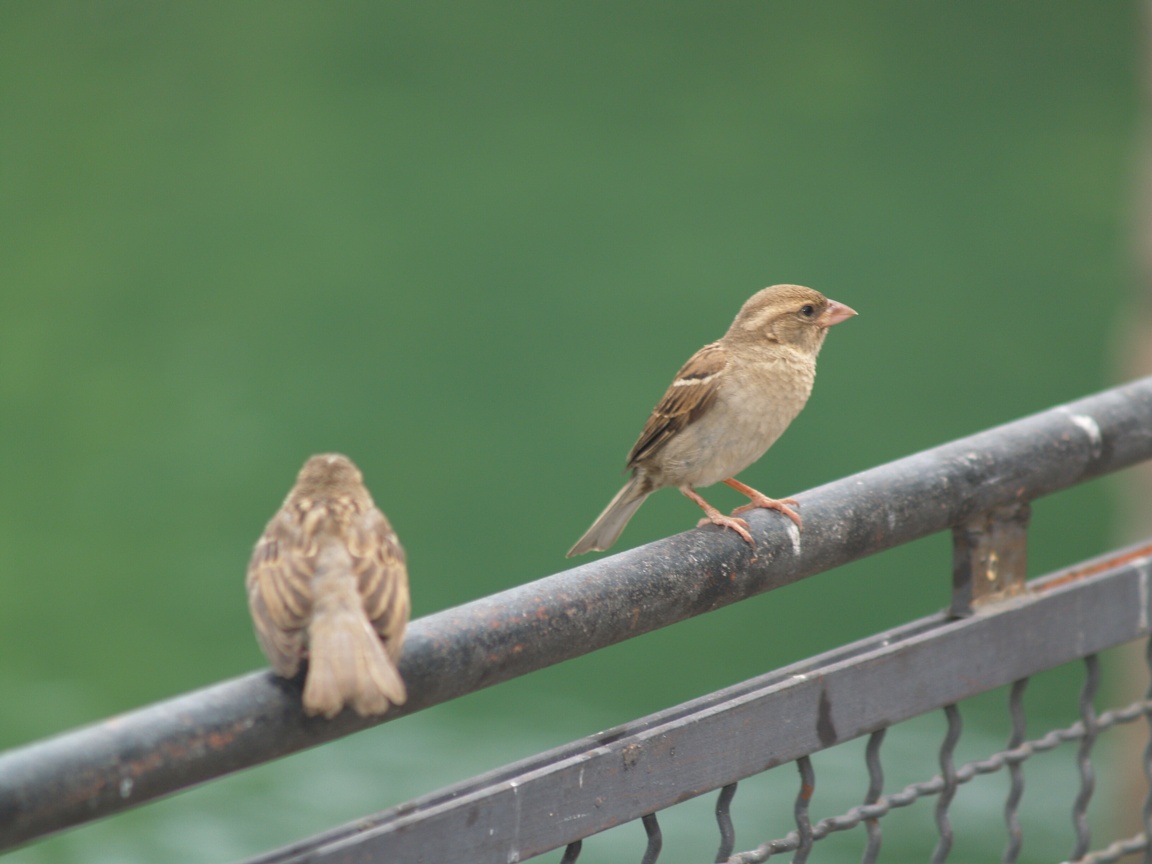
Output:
top-left (0, 3), bottom-right (1145, 862)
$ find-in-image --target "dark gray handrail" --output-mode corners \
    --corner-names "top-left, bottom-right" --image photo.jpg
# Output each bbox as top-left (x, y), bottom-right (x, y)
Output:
top-left (2, 376), bottom-right (1151, 851)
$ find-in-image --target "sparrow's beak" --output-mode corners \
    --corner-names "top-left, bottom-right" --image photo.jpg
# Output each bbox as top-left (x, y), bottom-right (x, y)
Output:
top-left (819, 299), bottom-right (858, 328)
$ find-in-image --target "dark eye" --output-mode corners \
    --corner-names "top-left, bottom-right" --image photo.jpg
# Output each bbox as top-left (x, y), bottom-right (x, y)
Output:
top-left (799, 304), bottom-right (816, 318)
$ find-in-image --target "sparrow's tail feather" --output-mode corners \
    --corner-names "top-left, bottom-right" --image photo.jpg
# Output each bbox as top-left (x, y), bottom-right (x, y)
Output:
top-left (303, 551), bottom-right (406, 718)
top-left (567, 475), bottom-right (651, 557)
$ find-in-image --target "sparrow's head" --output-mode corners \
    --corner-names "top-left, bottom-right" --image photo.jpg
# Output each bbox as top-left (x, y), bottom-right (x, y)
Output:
top-left (727, 284), bottom-right (857, 355)
top-left (293, 453), bottom-right (367, 498)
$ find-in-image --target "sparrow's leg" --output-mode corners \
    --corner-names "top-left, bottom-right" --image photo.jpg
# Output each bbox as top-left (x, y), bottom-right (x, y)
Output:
top-left (681, 487), bottom-right (754, 545)
top-left (724, 478), bottom-right (803, 529)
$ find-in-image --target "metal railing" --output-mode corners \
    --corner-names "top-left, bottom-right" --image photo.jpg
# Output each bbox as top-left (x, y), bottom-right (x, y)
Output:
top-left (239, 540), bottom-right (1152, 864)
top-left (2, 376), bottom-right (1152, 861)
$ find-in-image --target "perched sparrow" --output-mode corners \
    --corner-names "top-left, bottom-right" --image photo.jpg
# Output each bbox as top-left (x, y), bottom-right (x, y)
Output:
top-left (246, 454), bottom-right (410, 718)
top-left (568, 284), bottom-right (856, 557)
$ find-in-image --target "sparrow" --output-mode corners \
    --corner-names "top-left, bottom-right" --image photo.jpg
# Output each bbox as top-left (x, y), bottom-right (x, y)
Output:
top-left (568, 284), bottom-right (856, 557)
top-left (246, 453), bottom-right (410, 718)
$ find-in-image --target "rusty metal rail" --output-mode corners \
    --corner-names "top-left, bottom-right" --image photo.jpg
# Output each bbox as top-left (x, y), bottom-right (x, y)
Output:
top-left (2, 375), bottom-right (1152, 853)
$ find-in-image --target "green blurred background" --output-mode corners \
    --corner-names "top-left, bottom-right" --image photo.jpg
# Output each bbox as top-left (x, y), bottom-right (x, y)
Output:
top-left (1, 3), bottom-right (1147, 862)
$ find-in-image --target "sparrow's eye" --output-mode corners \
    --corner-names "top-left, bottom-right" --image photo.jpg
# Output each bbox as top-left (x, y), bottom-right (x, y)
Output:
top-left (799, 304), bottom-right (816, 318)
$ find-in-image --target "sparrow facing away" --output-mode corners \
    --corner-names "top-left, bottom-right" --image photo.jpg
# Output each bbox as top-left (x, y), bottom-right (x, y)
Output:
top-left (568, 284), bottom-right (857, 557)
top-left (247, 453), bottom-right (410, 718)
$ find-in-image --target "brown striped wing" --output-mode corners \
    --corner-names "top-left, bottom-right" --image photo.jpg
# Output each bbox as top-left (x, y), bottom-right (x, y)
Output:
top-left (350, 508), bottom-right (410, 663)
top-left (246, 508), bottom-right (314, 677)
top-left (626, 341), bottom-right (728, 468)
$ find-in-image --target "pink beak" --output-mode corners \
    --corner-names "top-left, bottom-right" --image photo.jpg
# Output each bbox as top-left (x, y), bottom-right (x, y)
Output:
top-left (819, 299), bottom-right (858, 327)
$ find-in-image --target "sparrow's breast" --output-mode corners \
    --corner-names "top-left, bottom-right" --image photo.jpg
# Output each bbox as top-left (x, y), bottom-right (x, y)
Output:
top-left (659, 352), bottom-right (815, 488)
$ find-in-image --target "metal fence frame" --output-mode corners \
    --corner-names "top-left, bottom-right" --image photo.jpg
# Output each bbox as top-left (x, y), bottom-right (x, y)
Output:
top-left (239, 539), bottom-right (1152, 864)
top-left (2, 376), bottom-right (1152, 860)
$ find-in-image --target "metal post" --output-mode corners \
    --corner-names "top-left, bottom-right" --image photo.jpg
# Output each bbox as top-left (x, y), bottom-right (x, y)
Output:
top-left (951, 502), bottom-right (1031, 617)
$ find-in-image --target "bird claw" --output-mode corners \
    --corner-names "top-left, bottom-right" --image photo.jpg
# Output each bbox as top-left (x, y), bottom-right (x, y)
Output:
top-left (732, 495), bottom-right (803, 529)
top-left (696, 513), bottom-right (754, 545)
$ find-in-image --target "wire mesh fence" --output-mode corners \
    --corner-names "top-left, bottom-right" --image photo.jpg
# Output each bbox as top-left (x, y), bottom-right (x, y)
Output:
top-left (708, 656), bottom-right (1151, 864)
